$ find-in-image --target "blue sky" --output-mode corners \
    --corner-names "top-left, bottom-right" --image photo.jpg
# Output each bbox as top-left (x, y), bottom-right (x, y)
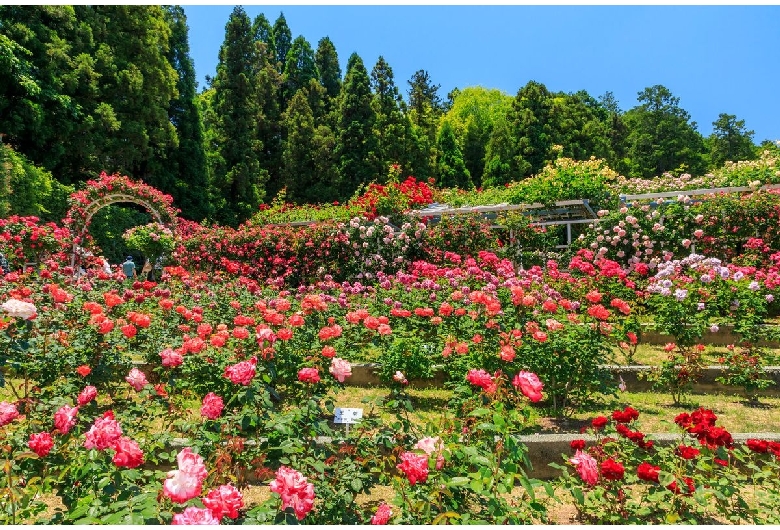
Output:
top-left (183, 5), bottom-right (780, 144)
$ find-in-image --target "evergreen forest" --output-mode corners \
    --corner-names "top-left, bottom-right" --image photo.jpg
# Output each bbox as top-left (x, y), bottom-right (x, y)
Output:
top-left (1, 6), bottom-right (774, 227)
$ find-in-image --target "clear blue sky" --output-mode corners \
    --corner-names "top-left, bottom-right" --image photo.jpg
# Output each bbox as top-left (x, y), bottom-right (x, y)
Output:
top-left (183, 5), bottom-right (780, 144)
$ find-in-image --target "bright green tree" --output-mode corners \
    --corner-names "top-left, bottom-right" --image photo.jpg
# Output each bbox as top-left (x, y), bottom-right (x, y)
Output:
top-left (252, 13), bottom-right (274, 57)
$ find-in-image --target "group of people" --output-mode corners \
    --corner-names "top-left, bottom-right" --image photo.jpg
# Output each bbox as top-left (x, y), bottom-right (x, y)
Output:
top-left (121, 256), bottom-right (160, 281)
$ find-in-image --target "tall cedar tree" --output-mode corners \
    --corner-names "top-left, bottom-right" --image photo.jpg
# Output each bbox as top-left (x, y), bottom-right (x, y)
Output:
top-left (370, 56), bottom-right (410, 180)
top-left (335, 53), bottom-right (379, 200)
top-left (315, 37), bottom-right (342, 108)
top-left (406, 70), bottom-right (443, 181)
top-left (281, 90), bottom-right (318, 202)
top-left (435, 120), bottom-right (472, 188)
top-left (252, 13), bottom-right (274, 59)
top-left (271, 12), bottom-right (291, 74)
top-left (255, 39), bottom-right (284, 201)
top-left (211, 6), bottom-right (266, 226)
top-left (77, 6), bottom-right (179, 179)
top-left (281, 35), bottom-right (319, 110)
top-left (623, 85), bottom-right (706, 178)
top-left (156, 6), bottom-right (211, 221)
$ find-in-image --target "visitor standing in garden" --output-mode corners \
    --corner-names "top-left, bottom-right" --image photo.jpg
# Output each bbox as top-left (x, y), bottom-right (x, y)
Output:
top-left (100, 256), bottom-right (111, 275)
top-left (122, 256), bottom-right (136, 281)
top-left (0, 251), bottom-right (9, 275)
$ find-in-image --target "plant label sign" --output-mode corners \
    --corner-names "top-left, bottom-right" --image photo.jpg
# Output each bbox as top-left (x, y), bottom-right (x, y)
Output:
top-left (334, 407), bottom-right (363, 424)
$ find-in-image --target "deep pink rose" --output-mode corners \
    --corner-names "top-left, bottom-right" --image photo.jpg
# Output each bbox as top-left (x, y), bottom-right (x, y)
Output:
top-left (397, 451), bottom-right (429, 485)
top-left (28, 432), bottom-right (54, 457)
top-left (0, 401), bottom-right (20, 426)
top-left (512, 371), bottom-right (543, 402)
top-left (269, 466), bottom-right (315, 520)
top-left (160, 348), bottom-right (184, 368)
top-left (77, 385), bottom-right (97, 406)
top-left (125, 368), bottom-right (148, 391)
top-left (84, 412), bottom-right (123, 450)
top-left (297, 367), bottom-right (320, 384)
top-left (112, 436), bottom-right (144, 468)
top-left (200, 392), bottom-right (224, 420)
top-left (371, 502), bottom-right (392, 524)
top-left (202, 484), bottom-right (244, 520)
top-left (163, 448), bottom-right (208, 503)
top-left (224, 357), bottom-right (257, 385)
top-left (54, 404), bottom-right (78, 434)
top-left (570, 449), bottom-right (598, 486)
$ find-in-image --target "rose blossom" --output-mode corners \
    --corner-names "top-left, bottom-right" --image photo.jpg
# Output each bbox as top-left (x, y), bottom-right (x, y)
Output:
top-left (164, 448), bottom-right (208, 503)
top-left (371, 503), bottom-right (392, 525)
top-left (637, 462), bottom-right (660, 483)
top-left (329, 357), bottom-right (352, 383)
top-left (224, 357), bottom-right (257, 385)
top-left (160, 348), bottom-right (184, 368)
top-left (119, 366), bottom-right (147, 391)
top-left (297, 367), bottom-right (320, 384)
top-left (28, 432), bottom-right (54, 457)
top-left (202, 484), bottom-right (244, 520)
top-left (570, 449), bottom-right (598, 486)
top-left (1, 299), bottom-right (37, 319)
top-left (269, 466), bottom-right (315, 520)
top-left (600, 458), bottom-right (625, 480)
top-left (0, 401), bottom-right (20, 426)
top-left (54, 404), bottom-right (78, 434)
top-left (84, 411), bottom-right (123, 450)
top-left (512, 371), bottom-right (543, 402)
top-left (200, 392), bottom-right (224, 420)
top-left (111, 436), bottom-right (144, 468)
top-left (396, 451), bottom-right (429, 485)
top-left (171, 506), bottom-right (220, 525)
top-left (77, 385), bottom-right (98, 406)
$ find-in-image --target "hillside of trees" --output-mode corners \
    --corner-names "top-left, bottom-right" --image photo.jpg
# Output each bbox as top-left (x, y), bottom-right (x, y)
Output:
top-left (1, 6), bottom-right (775, 227)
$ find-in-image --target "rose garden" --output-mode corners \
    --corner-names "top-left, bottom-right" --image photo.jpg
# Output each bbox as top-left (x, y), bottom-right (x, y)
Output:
top-left (4, 153), bottom-right (780, 524)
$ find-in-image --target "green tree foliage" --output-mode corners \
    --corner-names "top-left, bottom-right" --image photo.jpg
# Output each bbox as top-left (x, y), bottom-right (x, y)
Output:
top-left (438, 86), bottom-right (513, 187)
top-left (435, 121), bottom-right (472, 189)
top-left (371, 56), bottom-right (411, 179)
top-left (282, 35), bottom-right (319, 109)
top-left (251, 13), bottom-right (274, 58)
top-left (272, 12), bottom-right (291, 74)
top-left (335, 53), bottom-right (379, 200)
top-left (551, 90), bottom-right (613, 163)
top-left (315, 37), bottom-right (341, 105)
top-left (406, 70), bottom-right (443, 181)
top-left (282, 89), bottom-right (327, 203)
top-left (155, 5), bottom-right (211, 221)
top-left (210, 6), bottom-right (266, 226)
top-left (598, 91), bottom-right (629, 174)
top-left (708, 113), bottom-right (756, 168)
top-left (0, 141), bottom-right (71, 221)
top-left (623, 85), bottom-right (707, 178)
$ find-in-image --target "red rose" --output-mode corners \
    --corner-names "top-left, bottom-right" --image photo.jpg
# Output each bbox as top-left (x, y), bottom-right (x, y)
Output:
top-left (591, 416), bottom-right (608, 430)
top-left (600, 458), bottom-right (625, 480)
top-left (676, 445), bottom-right (700, 460)
top-left (611, 406), bottom-right (640, 423)
top-left (570, 439), bottom-right (586, 451)
top-left (636, 462), bottom-right (660, 483)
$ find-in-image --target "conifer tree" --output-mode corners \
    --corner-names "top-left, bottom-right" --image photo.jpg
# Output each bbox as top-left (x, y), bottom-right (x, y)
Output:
top-left (435, 120), bottom-right (472, 189)
top-left (335, 53), bottom-right (379, 199)
top-left (252, 13), bottom-right (274, 58)
top-left (272, 12), bottom-right (291, 74)
top-left (210, 6), bottom-right (265, 226)
top-left (370, 56), bottom-right (409, 179)
top-left (315, 36), bottom-right (341, 103)
top-left (281, 35), bottom-right (318, 109)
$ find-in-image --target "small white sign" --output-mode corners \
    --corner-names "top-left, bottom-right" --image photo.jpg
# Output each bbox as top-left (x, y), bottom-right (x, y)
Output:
top-left (334, 407), bottom-right (363, 424)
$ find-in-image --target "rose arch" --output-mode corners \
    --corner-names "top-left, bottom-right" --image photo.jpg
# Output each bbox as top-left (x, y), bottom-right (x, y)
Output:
top-left (64, 172), bottom-right (180, 268)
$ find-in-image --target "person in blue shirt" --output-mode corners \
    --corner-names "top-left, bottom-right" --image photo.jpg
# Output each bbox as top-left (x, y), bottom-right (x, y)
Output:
top-left (121, 256), bottom-right (136, 281)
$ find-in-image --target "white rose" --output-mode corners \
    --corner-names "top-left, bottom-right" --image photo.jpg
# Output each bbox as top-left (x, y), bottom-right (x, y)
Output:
top-left (1, 299), bottom-right (37, 320)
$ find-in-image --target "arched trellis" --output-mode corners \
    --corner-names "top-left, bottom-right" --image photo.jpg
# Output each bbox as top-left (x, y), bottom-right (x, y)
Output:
top-left (65, 173), bottom-right (180, 270)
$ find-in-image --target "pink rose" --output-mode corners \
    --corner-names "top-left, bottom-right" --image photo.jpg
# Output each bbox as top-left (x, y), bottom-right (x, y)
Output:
top-left (397, 451), bottom-right (429, 485)
top-left (202, 484), bottom-right (244, 520)
top-left (512, 371), bottom-right (544, 402)
top-left (370, 502), bottom-right (392, 524)
top-left (570, 449), bottom-right (599, 486)
top-left (160, 348), bottom-right (184, 368)
top-left (269, 466), bottom-right (315, 520)
top-left (224, 357), bottom-right (257, 385)
top-left (297, 367), bottom-right (320, 384)
top-left (111, 436), bottom-right (144, 468)
top-left (465, 369), bottom-right (496, 394)
top-left (84, 411), bottom-right (123, 450)
top-left (77, 385), bottom-right (97, 406)
top-left (329, 358), bottom-right (352, 383)
top-left (125, 368), bottom-right (148, 391)
top-left (28, 432), bottom-right (54, 457)
top-left (0, 401), bottom-right (20, 426)
top-left (171, 506), bottom-right (220, 525)
top-left (200, 392), bottom-right (224, 420)
top-left (54, 404), bottom-right (78, 434)
top-left (163, 448), bottom-right (208, 504)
